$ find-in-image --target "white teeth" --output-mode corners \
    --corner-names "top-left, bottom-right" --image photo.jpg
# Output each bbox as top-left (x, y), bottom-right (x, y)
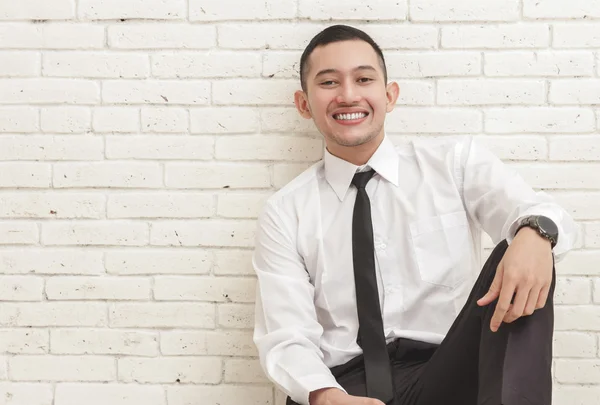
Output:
top-left (335, 112), bottom-right (367, 120)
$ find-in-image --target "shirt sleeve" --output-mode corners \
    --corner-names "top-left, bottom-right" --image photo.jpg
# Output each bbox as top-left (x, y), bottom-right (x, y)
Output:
top-left (252, 200), bottom-right (345, 405)
top-left (456, 136), bottom-right (578, 262)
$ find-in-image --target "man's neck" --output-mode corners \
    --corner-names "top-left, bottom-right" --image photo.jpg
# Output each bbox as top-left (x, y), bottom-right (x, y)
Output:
top-left (326, 133), bottom-right (384, 166)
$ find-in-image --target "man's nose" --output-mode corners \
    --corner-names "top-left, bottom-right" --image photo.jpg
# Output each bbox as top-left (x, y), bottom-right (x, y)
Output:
top-left (335, 82), bottom-right (361, 104)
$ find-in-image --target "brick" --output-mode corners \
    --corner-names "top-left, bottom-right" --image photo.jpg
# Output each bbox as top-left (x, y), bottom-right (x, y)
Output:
top-left (586, 222), bottom-right (600, 248)
top-left (40, 107), bottom-right (91, 133)
top-left (0, 222), bottom-right (38, 244)
top-left (108, 24), bottom-right (216, 49)
top-left (553, 386), bottom-right (600, 405)
top-left (55, 383), bottom-right (164, 405)
top-left (9, 355), bottom-right (115, 382)
top-left (53, 162), bottom-right (162, 188)
top-left (0, 276), bottom-right (44, 301)
top-left (103, 80), bottom-right (209, 105)
top-left (485, 108), bottom-right (595, 133)
top-left (150, 220), bottom-right (256, 248)
top-left (154, 276), bottom-right (255, 302)
top-left (165, 163), bottom-right (270, 189)
top-left (217, 193), bottom-right (271, 219)
top-left (106, 249), bottom-right (212, 275)
top-left (42, 221), bottom-right (148, 246)
top-left (107, 193), bottom-right (214, 219)
top-left (0, 303), bottom-right (107, 327)
top-left (556, 359), bottom-right (600, 383)
top-left (214, 250), bottom-right (255, 276)
top-left (218, 303), bottom-right (255, 329)
top-left (554, 23), bottom-right (600, 48)
top-left (0, 0), bottom-right (74, 19)
top-left (557, 251), bottom-right (600, 276)
top-left (555, 277), bottom-right (591, 304)
top-left (273, 163), bottom-right (312, 189)
top-left (0, 136), bottom-right (104, 161)
top-left (0, 51), bottom-right (40, 76)
top-left (190, 0), bottom-right (295, 20)
top-left (300, 0), bottom-right (406, 20)
top-left (555, 306), bottom-right (600, 331)
top-left (216, 135), bottom-right (322, 162)
top-left (392, 80), bottom-right (435, 106)
top-left (0, 163), bottom-right (50, 188)
top-left (553, 332), bottom-right (597, 358)
top-left (550, 191), bottom-right (600, 220)
top-left (0, 249), bottom-right (104, 275)
top-left (472, 135), bottom-right (547, 161)
top-left (79, 0), bottom-right (185, 20)
top-left (0, 107), bottom-right (38, 133)
top-left (0, 329), bottom-right (48, 354)
top-left (0, 383), bottom-right (52, 405)
top-left (0, 79), bottom-right (99, 104)
top-left (224, 359), bottom-right (268, 383)
top-left (218, 23), bottom-right (326, 50)
top-left (411, 0), bottom-right (519, 21)
top-left (152, 52), bottom-right (261, 78)
top-left (485, 51), bottom-right (594, 77)
top-left (510, 163), bottom-right (600, 189)
top-left (51, 329), bottom-right (158, 356)
top-left (523, 0), bottom-right (600, 18)
top-left (213, 79), bottom-right (297, 106)
top-left (92, 107), bottom-right (139, 133)
top-left (549, 136), bottom-right (600, 161)
top-left (387, 108), bottom-right (482, 133)
top-left (442, 24), bottom-right (549, 49)
top-left (161, 330), bottom-right (256, 356)
top-left (263, 51), bottom-right (300, 79)
top-left (109, 303), bottom-right (214, 328)
top-left (168, 386), bottom-right (272, 405)
top-left (190, 107), bottom-right (260, 134)
top-left (260, 108), bottom-right (315, 133)
top-left (353, 24), bottom-right (438, 50)
top-left (106, 136), bottom-right (213, 160)
top-left (437, 79), bottom-right (545, 105)
top-left (0, 23), bottom-right (104, 49)
top-left (594, 279), bottom-right (600, 303)
top-left (141, 107), bottom-right (188, 133)
top-left (550, 79), bottom-right (600, 105)
top-left (0, 192), bottom-right (99, 224)
top-left (46, 276), bottom-right (151, 300)
top-left (386, 52), bottom-right (481, 78)
top-left (118, 357), bottom-right (222, 383)
top-left (44, 52), bottom-right (149, 79)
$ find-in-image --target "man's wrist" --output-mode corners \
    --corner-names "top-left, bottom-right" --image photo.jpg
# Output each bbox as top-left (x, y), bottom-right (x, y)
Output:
top-left (309, 387), bottom-right (343, 405)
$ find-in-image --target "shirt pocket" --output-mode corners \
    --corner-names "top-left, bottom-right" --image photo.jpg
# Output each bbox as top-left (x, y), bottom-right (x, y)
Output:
top-left (409, 210), bottom-right (470, 289)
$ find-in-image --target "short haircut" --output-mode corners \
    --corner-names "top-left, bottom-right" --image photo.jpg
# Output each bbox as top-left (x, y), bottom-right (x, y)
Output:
top-left (299, 24), bottom-right (388, 92)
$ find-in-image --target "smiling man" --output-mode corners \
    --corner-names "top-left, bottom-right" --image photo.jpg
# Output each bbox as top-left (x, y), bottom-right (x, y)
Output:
top-left (252, 25), bottom-right (577, 405)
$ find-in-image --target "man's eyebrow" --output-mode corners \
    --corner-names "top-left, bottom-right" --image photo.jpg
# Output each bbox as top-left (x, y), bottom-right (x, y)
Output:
top-left (313, 65), bottom-right (378, 80)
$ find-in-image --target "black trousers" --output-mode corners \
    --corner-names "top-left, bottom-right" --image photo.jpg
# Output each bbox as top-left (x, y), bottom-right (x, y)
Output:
top-left (287, 240), bottom-right (556, 405)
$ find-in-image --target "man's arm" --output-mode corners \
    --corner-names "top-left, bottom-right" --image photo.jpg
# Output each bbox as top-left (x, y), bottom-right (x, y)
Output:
top-left (456, 136), bottom-right (578, 330)
top-left (252, 200), bottom-right (345, 405)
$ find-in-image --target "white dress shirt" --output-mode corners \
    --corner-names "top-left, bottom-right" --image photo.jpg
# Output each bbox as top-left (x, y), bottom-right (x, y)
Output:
top-left (252, 135), bottom-right (577, 405)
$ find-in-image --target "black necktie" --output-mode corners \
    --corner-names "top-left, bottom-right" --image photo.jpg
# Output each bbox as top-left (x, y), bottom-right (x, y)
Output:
top-left (351, 170), bottom-right (394, 403)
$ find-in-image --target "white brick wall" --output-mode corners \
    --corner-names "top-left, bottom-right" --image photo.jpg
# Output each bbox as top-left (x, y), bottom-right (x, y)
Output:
top-left (0, 1), bottom-right (597, 404)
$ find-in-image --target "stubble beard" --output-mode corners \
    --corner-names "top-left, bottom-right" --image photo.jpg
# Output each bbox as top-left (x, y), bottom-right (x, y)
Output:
top-left (328, 122), bottom-right (384, 148)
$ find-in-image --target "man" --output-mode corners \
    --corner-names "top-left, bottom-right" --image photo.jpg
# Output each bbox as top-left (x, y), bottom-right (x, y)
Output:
top-left (252, 25), bottom-right (577, 405)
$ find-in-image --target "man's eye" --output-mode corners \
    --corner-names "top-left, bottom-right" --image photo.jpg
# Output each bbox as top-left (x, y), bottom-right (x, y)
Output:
top-left (321, 81), bottom-right (335, 85)
top-left (358, 77), bottom-right (373, 83)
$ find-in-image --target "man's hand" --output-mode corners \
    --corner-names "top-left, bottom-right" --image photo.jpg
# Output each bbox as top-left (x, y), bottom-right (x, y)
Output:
top-left (477, 226), bottom-right (554, 332)
top-left (309, 387), bottom-right (385, 405)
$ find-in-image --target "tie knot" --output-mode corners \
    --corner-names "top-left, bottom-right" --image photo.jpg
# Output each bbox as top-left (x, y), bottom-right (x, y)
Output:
top-left (352, 170), bottom-right (375, 189)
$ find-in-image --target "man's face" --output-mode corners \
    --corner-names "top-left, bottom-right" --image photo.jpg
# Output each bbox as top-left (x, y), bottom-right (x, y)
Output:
top-left (295, 39), bottom-right (398, 153)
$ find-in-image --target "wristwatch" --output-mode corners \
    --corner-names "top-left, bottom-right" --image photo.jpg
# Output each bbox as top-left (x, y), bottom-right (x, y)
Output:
top-left (516, 215), bottom-right (558, 249)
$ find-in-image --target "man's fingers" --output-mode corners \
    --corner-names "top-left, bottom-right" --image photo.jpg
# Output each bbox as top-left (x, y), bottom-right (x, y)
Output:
top-left (490, 279), bottom-right (516, 332)
top-left (478, 262), bottom-right (503, 306)
top-left (503, 288), bottom-right (530, 323)
top-left (523, 285), bottom-right (542, 316)
top-left (536, 285), bottom-right (550, 309)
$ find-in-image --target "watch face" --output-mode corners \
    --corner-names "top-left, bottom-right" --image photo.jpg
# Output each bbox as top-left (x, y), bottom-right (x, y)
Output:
top-left (538, 216), bottom-right (558, 237)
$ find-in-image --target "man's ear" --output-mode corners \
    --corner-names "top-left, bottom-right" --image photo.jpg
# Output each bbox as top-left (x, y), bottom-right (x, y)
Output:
top-left (294, 90), bottom-right (312, 119)
top-left (385, 81), bottom-right (400, 113)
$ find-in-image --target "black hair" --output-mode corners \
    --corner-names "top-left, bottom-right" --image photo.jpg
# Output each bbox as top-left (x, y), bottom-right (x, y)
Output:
top-left (299, 24), bottom-right (388, 92)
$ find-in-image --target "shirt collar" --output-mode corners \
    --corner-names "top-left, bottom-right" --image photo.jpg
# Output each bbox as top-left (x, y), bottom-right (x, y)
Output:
top-left (324, 135), bottom-right (400, 201)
